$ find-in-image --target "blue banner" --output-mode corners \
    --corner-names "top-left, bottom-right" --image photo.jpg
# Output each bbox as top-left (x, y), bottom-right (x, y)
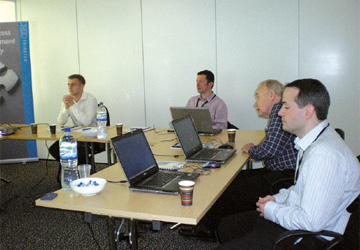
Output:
top-left (0, 21), bottom-right (37, 161)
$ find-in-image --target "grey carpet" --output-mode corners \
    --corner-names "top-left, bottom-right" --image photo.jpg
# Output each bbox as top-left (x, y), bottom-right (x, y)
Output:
top-left (0, 160), bottom-right (219, 250)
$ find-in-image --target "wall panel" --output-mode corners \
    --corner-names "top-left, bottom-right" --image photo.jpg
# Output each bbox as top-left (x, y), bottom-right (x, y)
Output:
top-left (299, 0), bottom-right (360, 152)
top-left (76, 0), bottom-right (145, 127)
top-left (142, 0), bottom-right (216, 127)
top-left (17, 0), bottom-right (360, 159)
top-left (217, 0), bottom-right (299, 130)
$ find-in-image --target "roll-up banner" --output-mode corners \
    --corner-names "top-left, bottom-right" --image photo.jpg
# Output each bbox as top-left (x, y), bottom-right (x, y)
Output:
top-left (0, 21), bottom-right (37, 163)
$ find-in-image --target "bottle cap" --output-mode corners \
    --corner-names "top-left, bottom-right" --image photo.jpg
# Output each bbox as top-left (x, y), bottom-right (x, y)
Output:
top-left (64, 128), bottom-right (71, 132)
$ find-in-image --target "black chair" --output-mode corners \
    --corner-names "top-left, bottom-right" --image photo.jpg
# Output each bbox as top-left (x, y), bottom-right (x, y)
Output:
top-left (227, 121), bottom-right (239, 129)
top-left (273, 155), bottom-right (360, 250)
top-left (335, 128), bottom-right (345, 140)
top-left (273, 195), bottom-right (359, 250)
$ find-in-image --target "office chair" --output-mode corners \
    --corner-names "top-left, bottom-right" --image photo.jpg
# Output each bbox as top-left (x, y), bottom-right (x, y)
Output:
top-left (227, 121), bottom-right (239, 129)
top-left (273, 155), bottom-right (360, 250)
top-left (270, 128), bottom-right (345, 195)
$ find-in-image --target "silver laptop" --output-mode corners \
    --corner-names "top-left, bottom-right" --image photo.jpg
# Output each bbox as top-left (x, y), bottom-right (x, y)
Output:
top-left (111, 129), bottom-right (199, 195)
top-left (170, 107), bottom-right (221, 135)
top-left (172, 115), bottom-right (236, 164)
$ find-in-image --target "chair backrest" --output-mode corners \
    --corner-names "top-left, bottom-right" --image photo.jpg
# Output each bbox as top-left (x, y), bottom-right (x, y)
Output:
top-left (335, 128), bottom-right (345, 140)
top-left (227, 121), bottom-right (239, 129)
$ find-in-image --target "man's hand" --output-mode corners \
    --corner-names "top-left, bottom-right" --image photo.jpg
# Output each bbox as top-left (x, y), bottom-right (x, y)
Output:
top-left (241, 143), bottom-right (255, 153)
top-left (256, 195), bottom-right (275, 218)
top-left (63, 95), bottom-right (74, 109)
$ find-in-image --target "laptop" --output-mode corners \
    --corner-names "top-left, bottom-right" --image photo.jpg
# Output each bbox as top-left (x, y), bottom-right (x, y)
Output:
top-left (172, 115), bottom-right (236, 164)
top-left (170, 107), bottom-right (221, 135)
top-left (110, 129), bottom-right (199, 195)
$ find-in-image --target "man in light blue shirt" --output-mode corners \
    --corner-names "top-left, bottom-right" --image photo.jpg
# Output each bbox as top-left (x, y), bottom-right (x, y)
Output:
top-left (216, 78), bottom-right (360, 249)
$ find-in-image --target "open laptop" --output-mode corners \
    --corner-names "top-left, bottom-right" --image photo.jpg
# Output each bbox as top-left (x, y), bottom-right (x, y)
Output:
top-left (170, 107), bottom-right (221, 135)
top-left (110, 129), bottom-right (199, 195)
top-left (172, 115), bottom-right (236, 164)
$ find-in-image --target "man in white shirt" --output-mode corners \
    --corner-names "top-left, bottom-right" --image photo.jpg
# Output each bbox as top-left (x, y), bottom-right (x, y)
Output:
top-left (57, 74), bottom-right (97, 127)
top-left (216, 78), bottom-right (360, 249)
top-left (49, 74), bottom-right (98, 166)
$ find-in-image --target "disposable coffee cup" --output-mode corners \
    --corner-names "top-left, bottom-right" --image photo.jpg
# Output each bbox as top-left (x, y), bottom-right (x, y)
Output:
top-left (179, 180), bottom-right (195, 206)
top-left (30, 123), bottom-right (38, 134)
top-left (227, 129), bottom-right (236, 143)
top-left (116, 123), bottom-right (123, 136)
top-left (49, 124), bottom-right (56, 135)
top-left (78, 164), bottom-right (91, 178)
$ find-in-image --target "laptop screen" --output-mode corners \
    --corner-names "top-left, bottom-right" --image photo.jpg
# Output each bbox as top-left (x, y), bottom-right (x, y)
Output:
top-left (170, 107), bottom-right (213, 133)
top-left (111, 130), bottom-right (158, 183)
top-left (172, 115), bottom-right (203, 158)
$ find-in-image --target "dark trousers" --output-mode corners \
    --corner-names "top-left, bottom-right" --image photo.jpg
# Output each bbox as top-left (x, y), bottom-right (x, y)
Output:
top-left (199, 168), bottom-right (295, 231)
top-left (216, 211), bottom-right (327, 250)
top-left (49, 141), bottom-right (94, 183)
top-left (49, 141), bottom-right (91, 164)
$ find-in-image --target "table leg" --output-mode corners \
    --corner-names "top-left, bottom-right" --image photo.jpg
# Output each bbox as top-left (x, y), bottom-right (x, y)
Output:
top-left (108, 217), bottom-right (117, 250)
top-left (129, 218), bottom-right (138, 250)
top-left (84, 142), bottom-right (89, 164)
top-left (246, 159), bottom-right (253, 170)
top-left (90, 142), bottom-right (96, 173)
top-left (107, 143), bottom-right (111, 166)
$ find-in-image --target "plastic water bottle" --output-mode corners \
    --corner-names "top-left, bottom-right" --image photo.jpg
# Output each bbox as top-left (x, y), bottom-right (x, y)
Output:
top-left (97, 102), bottom-right (108, 139)
top-left (59, 128), bottom-right (78, 190)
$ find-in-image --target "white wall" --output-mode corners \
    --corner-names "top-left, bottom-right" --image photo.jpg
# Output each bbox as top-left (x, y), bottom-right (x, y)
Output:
top-left (16, 0), bottom-right (360, 161)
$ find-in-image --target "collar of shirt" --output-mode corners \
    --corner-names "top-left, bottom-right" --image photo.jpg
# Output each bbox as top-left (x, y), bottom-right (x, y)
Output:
top-left (198, 92), bottom-right (215, 102)
top-left (294, 120), bottom-right (329, 151)
top-left (74, 92), bottom-right (89, 104)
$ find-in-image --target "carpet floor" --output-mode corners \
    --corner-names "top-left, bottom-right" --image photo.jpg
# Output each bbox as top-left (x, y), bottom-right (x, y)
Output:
top-left (0, 160), bottom-right (219, 250)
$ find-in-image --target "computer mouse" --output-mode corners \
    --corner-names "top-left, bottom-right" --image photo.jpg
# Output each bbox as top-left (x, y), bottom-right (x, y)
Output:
top-left (218, 144), bottom-right (234, 149)
top-left (203, 162), bottom-right (221, 168)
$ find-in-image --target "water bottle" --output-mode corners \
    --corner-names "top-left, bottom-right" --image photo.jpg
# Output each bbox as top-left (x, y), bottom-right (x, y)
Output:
top-left (97, 102), bottom-right (108, 139)
top-left (59, 128), bottom-right (79, 190)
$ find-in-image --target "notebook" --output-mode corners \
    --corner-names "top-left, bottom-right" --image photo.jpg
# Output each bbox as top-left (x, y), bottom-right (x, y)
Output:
top-left (172, 115), bottom-right (236, 164)
top-left (110, 129), bottom-right (199, 195)
top-left (170, 107), bottom-right (221, 135)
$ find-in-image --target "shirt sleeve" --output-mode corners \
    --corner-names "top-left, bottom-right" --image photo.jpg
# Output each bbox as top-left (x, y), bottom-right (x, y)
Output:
top-left (69, 96), bottom-right (98, 127)
top-left (57, 102), bottom-right (69, 125)
top-left (186, 96), bottom-right (196, 107)
top-left (211, 101), bottom-right (228, 130)
top-left (265, 152), bottom-right (348, 232)
top-left (248, 112), bottom-right (292, 161)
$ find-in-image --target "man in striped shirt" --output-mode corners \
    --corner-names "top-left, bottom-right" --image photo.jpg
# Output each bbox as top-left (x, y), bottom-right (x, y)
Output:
top-left (216, 79), bottom-right (360, 249)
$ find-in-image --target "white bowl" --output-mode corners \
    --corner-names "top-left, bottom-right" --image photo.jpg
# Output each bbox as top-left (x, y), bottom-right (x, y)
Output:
top-left (81, 128), bottom-right (97, 138)
top-left (70, 178), bottom-right (107, 196)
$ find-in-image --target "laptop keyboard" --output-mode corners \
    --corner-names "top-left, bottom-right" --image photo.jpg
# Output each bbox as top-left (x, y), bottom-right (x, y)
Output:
top-left (142, 171), bottom-right (181, 187)
top-left (195, 149), bottom-right (218, 158)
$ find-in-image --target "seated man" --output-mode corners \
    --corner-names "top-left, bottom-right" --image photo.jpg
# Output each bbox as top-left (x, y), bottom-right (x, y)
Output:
top-left (49, 74), bottom-right (98, 165)
top-left (216, 79), bottom-right (360, 249)
top-left (186, 70), bottom-right (228, 130)
top-left (179, 80), bottom-right (297, 241)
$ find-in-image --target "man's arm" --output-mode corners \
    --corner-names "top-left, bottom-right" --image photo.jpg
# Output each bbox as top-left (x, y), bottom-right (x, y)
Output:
top-left (248, 113), bottom-right (292, 161)
top-left (211, 103), bottom-right (228, 130)
top-left (69, 96), bottom-right (98, 127)
top-left (57, 102), bottom-right (69, 125)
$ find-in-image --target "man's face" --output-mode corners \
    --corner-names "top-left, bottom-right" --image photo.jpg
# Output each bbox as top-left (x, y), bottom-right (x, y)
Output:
top-left (254, 84), bottom-right (273, 119)
top-left (278, 87), bottom-right (306, 136)
top-left (196, 74), bottom-right (213, 95)
top-left (68, 78), bottom-right (84, 96)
